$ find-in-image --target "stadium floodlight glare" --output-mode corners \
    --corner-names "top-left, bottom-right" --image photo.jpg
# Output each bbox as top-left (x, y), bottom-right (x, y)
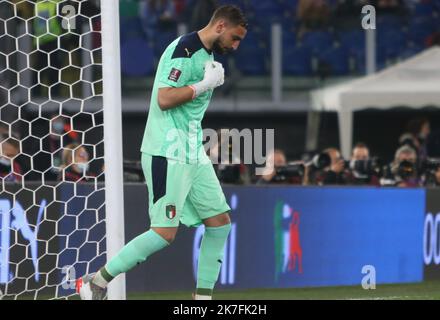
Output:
top-left (0, 0), bottom-right (125, 299)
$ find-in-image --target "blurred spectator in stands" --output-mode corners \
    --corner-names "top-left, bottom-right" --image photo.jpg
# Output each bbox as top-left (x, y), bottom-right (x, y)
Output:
top-left (67, 0), bottom-right (101, 48)
top-left (174, 0), bottom-right (186, 17)
top-left (32, 0), bottom-right (64, 94)
top-left (297, 0), bottom-right (331, 40)
top-left (332, 0), bottom-right (369, 31)
top-left (43, 114), bottom-right (79, 180)
top-left (59, 143), bottom-right (93, 182)
top-left (423, 165), bottom-right (440, 187)
top-left (427, 31), bottom-right (440, 47)
top-left (399, 117), bottom-right (430, 168)
top-left (315, 147), bottom-right (347, 185)
top-left (371, 0), bottom-right (408, 16)
top-left (0, 124), bottom-right (9, 136)
top-left (0, 134), bottom-right (22, 183)
top-left (140, 0), bottom-right (178, 41)
top-left (345, 142), bottom-right (381, 186)
top-left (388, 145), bottom-right (421, 187)
top-left (187, 0), bottom-right (218, 31)
top-left (256, 149), bottom-right (288, 185)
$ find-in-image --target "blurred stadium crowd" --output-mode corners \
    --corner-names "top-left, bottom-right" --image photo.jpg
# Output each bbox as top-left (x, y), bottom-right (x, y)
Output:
top-left (119, 0), bottom-right (440, 77)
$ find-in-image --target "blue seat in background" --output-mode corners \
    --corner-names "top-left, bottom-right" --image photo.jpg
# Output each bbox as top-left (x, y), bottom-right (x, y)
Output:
top-left (120, 17), bottom-right (144, 44)
top-left (407, 17), bottom-right (436, 45)
top-left (121, 37), bottom-right (154, 77)
top-left (300, 31), bottom-right (334, 53)
top-left (377, 28), bottom-right (407, 58)
top-left (232, 30), bottom-right (268, 75)
top-left (283, 45), bottom-right (313, 76)
top-left (237, 30), bottom-right (261, 49)
top-left (376, 15), bottom-right (404, 30)
top-left (414, 2), bottom-right (436, 17)
top-left (317, 46), bottom-right (350, 76)
top-left (338, 30), bottom-right (365, 55)
top-left (279, 0), bottom-right (299, 11)
top-left (399, 44), bottom-right (425, 60)
top-left (282, 28), bottom-right (297, 51)
top-left (354, 48), bottom-right (388, 74)
top-left (233, 46), bottom-right (267, 75)
top-left (153, 31), bottom-right (177, 60)
top-left (218, 0), bottom-right (245, 7)
top-left (251, 1), bottom-right (285, 18)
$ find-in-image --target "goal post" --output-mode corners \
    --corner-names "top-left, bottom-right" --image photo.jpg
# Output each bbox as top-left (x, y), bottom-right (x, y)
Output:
top-left (101, 0), bottom-right (126, 301)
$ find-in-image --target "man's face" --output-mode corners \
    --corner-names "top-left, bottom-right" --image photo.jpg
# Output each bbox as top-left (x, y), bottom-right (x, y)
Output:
top-left (352, 147), bottom-right (369, 161)
top-left (398, 152), bottom-right (417, 164)
top-left (75, 147), bottom-right (89, 164)
top-left (273, 152), bottom-right (287, 168)
top-left (213, 22), bottom-right (247, 55)
top-left (420, 122), bottom-right (430, 139)
top-left (1, 142), bottom-right (18, 158)
top-left (328, 149), bottom-right (341, 165)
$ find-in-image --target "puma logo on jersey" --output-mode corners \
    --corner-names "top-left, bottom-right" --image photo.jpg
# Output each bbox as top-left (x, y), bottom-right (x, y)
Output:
top-left (184, 48), bottom-right (191, 57)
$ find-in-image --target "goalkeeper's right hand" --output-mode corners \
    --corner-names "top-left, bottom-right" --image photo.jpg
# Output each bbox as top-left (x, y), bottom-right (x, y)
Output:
top-left (190, 61), bottom-right (224, 98)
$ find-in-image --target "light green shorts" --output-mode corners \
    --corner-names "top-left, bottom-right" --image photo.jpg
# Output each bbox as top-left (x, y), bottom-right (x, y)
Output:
top-left (142, 153), bottom-right (231, 228)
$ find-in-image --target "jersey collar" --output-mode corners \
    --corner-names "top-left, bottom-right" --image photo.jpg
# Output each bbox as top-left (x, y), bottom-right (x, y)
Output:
top-left (194, 31), bottom-right (212, 55)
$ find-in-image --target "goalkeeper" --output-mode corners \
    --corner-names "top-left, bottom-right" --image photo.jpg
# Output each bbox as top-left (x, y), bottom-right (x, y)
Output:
top-left (77, 5), bottom-right (247, 300)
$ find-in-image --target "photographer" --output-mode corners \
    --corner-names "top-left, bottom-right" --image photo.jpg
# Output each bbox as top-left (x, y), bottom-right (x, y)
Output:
top-left (256, 149), bottom-right (292, 185)
top-left (0, 135), bottom-right (22, 183)
top-left (345, 143), bottom-right (381, 186)
top-left (420, 158), bottom-right (440, 187)
top-left (315, 147), bottom-right (347, 185)
top-left (425, 166), bottom-right (440, 187)
top-left (398, 117), bottom-right (430, 168)
top-left (382, 145), bottom-right (421, 188)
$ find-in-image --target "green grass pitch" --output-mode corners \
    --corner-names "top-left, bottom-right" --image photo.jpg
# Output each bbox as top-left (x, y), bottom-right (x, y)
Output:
top-left (127, 281), bottom-right (440, 300)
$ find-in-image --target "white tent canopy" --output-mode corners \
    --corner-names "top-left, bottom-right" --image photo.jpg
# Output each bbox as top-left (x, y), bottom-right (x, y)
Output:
top-left (310, 46), bottom-right (440, 159)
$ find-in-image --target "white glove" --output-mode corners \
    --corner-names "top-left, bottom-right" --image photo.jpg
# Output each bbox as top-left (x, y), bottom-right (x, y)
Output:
top-left (191, 61), bottom-right (224, 98)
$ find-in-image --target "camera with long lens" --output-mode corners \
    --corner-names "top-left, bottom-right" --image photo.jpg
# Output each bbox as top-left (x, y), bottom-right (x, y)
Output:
top-left (308, 153), bottom-right (331, 170)
top-left (420, 158), bottom-right (440, 186)
top-left (273, 163), bottom-right (305, 183)
top-left (380, 160), bottom-right (418, 186)
top-left (397, 160), bottom-right (417, 180)
top-left (346, 157), bottom-right (383, 178)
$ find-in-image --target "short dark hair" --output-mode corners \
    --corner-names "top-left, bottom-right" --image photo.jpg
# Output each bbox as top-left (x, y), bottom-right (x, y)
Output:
top-left (210, 5), bottom-right (248, 28)
top-left (353, 142), bottom-right (368, 150)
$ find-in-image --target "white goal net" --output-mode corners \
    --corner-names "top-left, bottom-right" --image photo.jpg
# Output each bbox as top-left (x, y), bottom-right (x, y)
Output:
top-left (0, 0), bottom-right (125, 299)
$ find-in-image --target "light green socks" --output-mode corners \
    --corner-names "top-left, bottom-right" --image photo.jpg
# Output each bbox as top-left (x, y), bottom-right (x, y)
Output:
top-left (99, 229), bottom-right (169, 283)
top-left (196, 224), bottom-right (232, 296)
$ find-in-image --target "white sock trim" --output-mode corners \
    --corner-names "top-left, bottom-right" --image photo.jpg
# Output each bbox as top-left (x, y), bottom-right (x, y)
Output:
top-left (194, 294), bottom-right (212, 300)
top-left (92, 271), bottom-right (108, 289)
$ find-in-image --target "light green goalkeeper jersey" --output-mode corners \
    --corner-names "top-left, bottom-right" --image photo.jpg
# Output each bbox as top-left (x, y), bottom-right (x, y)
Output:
top-left (140, 31), bottom-right (215, 163)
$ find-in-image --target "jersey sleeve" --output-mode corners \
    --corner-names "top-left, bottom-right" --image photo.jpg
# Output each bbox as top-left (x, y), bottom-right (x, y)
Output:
top-left (159, 56), bottom-right (193, 88)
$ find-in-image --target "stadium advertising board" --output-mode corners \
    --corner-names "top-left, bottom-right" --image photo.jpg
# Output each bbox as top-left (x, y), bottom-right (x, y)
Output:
top-left (0, 184), bottom-right (59, 296)
top-left (424, 188), bottom-right (440, 280)
top-left (218, 187), bottom-right (424, 290)
top-left (125, 186), bottom-right (425, 292)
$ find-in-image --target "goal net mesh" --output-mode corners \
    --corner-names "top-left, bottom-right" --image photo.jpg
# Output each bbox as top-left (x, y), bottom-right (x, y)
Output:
top-left (0, 0), bottom-right (107, 299)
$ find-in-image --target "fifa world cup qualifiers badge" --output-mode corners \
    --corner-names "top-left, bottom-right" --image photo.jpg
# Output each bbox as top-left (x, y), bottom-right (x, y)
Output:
top-left (166, 205), bottom-right (177, 219)
top-left (168, 68), bottom-right (182, 82)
